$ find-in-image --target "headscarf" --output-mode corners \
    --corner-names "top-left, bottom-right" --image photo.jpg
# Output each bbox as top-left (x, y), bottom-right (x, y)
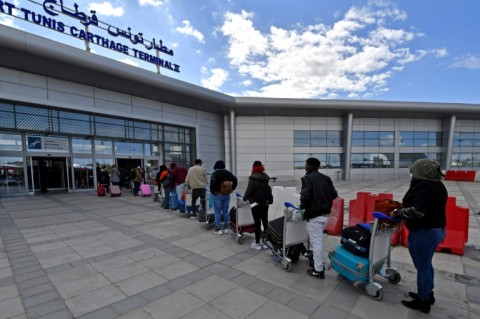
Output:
top-left (252, 161), bottom-right (265, 173)
top-left (409, 158), bottom-right (444, 181)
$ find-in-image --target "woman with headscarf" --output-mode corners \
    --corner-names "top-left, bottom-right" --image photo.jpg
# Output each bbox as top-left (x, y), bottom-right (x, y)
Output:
top-left (390, 158), bottom-right (447, 314)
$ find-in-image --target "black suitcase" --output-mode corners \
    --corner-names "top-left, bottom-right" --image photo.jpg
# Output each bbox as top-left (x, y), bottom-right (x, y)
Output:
top-left (266, 216), bottom-right (284, 246)
top-left (340, 224), bottom-right (371, 257)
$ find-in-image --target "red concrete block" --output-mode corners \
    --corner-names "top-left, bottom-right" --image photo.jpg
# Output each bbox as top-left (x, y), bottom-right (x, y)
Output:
top-left (325, 197), bottom-right (344, 235)
top-left (348, 191), bottom-right (371, 227)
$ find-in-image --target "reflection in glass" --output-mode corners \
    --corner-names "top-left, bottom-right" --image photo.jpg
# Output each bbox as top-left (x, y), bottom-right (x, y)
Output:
top-left (0, 133), bottom-right (22, 151)
top-left (0, 157), bottom-right (25, 194)
top-left (115, 142), bottom-right (143, 155)
top-left (95, 140), bottom-right (113, 154)
top-left (73, 158), bottom-right (94, 189)
top-left (72, 138), bottom-right (92, 153)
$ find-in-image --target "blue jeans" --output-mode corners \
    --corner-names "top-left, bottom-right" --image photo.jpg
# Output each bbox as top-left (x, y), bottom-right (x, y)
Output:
top-left (213, 194), bottom-right (230, 230)
top-left (408, 228), bottom-right (445, 301)
top-left (163, 186), bottom-right (171, 207)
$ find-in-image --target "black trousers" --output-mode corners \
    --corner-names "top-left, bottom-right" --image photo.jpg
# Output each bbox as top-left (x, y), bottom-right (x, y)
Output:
top-left (251, 204), bottom-right (269, 244)
top-left (192, 188), bottom-right (206, 216)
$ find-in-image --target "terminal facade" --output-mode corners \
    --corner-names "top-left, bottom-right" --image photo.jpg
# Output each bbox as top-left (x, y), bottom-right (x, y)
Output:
top-left (1, 25), bottom-right (480, 196)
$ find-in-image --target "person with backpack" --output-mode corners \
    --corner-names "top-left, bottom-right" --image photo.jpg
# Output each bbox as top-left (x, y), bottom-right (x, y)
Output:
top-left (243, 161), bottom-right (273, 250)
top-left (156, 165), bottom-right (171, 208)
top-left (300, 157), bottom-right (338, 279)
top-left (210, 160), bottom-right (237, 235)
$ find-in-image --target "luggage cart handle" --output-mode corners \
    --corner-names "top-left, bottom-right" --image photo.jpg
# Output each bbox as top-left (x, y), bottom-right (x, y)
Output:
top-left (284, 202), bottom-right (301, 210)
top-left (236, 192), bottom-right (243, 198)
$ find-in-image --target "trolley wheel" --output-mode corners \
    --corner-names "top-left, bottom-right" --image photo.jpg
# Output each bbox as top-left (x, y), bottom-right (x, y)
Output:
top-left (366, 288), bottom-right (384, 301)
top-left (388, 272), bottom-right (401, 284)
top-left (237, 236), bottom-right (243, 245)
top-left (353, 280), bottom-right (361, 288)
top-left (284, 262), bottom-right (292, 272)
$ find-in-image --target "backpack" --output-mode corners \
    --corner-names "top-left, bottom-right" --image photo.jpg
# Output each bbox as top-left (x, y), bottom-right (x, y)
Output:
top-left (220, 180), bottom-right (233, 195)
top-left (255, 182), bottom-right (273, 205)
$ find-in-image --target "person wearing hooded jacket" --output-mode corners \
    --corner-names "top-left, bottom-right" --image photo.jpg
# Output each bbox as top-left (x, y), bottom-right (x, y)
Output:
top-left (210, 160), bottom-right (237, 234)
top-left (390, 158), bottom-right (447, 314)
top-left (243, 161), bottom-right (271, 250)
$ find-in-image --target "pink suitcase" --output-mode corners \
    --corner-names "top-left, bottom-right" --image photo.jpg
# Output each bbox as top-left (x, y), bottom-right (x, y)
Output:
top-left (110, 185), bottom-right (121, 197)
top-left (140, 184), bottom-right (152, 197)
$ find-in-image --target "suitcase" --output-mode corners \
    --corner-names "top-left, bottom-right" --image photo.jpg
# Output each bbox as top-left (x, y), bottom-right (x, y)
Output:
top-left (266, 216), bottom-right (284, 246)
top-left (340, 224), bottom-right (371, 257)
top-left (329, 245), bottom-right (369, 283)
top-left (140, 184), bottom-right (152, 197)
top-left (169, 191), bottom-right (179, 210)
top-left (97, 184), bottom-right (105, 196)
top-left (110, 185), bottom-right (121, 197)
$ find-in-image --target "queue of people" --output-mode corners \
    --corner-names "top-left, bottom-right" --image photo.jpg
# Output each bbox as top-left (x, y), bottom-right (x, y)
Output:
top-left (96, 157), bottom-right (446, 314)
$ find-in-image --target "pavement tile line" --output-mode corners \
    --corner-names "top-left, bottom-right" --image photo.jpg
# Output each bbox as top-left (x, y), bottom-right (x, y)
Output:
top-left (0, 201), bottom-right (74, 319)
top-left (0, 179), bottom-right (479, 319)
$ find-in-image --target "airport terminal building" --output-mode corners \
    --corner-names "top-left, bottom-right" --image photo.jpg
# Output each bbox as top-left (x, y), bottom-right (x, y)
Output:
top-left (2, 23), bottom-right (480, 196)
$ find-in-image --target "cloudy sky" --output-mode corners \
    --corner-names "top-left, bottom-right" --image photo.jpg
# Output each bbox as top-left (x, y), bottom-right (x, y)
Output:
top-left (2, 0), bottom-right (480, 103)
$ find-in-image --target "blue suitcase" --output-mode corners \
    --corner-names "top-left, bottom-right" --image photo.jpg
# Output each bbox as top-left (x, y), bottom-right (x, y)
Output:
top-left (169, 191), bottom-right (179, 210)
top-left (329, 245), bottom-right (369, 284)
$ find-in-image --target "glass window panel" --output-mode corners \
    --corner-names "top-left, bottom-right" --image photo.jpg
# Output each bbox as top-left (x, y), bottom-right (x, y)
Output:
top-left (294, 154), bottom-right (310, 162)
top-left (0, 133), bottom-right (23, 151)
top-left (0, 156), bottom-right (25, 194)
top-left (364, 131), bottom-right (380, 139)
top-left (413, 139), bottom-right (428, 147)
top-left (73, 158), bottom-right (94, 189)
top-left (294, 138), bottom-right (310, 147)
top-left (351, 138), bottom-right (363, 147)
top-left (16, 113), bottom-right (50, 131)
top-left (473, 154), bottom-right (480, 167)
top-left (115, 142), bottom-right (143, 155)
top-left (95, 140), bottom-right (112, 154)
top-left (0, 112), bottom-right (15, 129)
top-left (326, 154), bottom-right (342, 168)
top-left (294, 131), bottom-right (310, 139)
top-left (460, 139), bottom-right (474, 147)
top-left (352, 131), bottom-right (364, 138)
top-left (72, 138), bottom-right (92, 153)
top-left (310, 139), bottom-right (326, 147)
top-left (364, 139), bottom-right (380, 147)
top-left (414, 132), bottom-right (429, 139)
top-left (379, 132), bottom-right (394, 147)
top-left (310, 131), bottom-right (326, 139)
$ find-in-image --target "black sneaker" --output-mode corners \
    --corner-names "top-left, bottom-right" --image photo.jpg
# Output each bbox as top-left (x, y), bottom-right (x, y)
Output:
top-left (307, 268), bottom-right (325, 279)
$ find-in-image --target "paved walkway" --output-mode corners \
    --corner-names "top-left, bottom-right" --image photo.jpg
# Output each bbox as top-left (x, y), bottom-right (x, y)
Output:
top-left (0, 179), bottom-right (479, 319)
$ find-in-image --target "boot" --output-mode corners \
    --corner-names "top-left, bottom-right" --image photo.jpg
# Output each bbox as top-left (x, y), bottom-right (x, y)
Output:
top-left (408, 291), bottom-right (435, 305)
top-left (401, 298), bottom-right (431, 314)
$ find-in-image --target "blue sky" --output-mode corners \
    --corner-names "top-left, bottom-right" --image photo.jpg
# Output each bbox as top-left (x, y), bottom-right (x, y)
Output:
top-left (1, 0), bottom-right (480, 104)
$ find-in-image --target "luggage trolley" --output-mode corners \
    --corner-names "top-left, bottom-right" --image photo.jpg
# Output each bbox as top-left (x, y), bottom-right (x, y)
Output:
top-left (329, 212), bottom-right (402, 301)
top-left (229, 193), bottom-right (256, 244)
top-left (265, 202), bottom-right (309, 272)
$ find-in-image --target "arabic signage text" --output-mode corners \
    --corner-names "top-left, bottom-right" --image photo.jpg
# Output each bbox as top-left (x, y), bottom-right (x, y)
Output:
top-left (27, 136), bottom-right (69, 152)
top-left (0, 0), bottom-right (180, 73)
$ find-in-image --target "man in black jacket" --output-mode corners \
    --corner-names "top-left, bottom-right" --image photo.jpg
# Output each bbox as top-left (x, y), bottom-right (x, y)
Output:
top-left (300, 157), bottom-right (338, 279)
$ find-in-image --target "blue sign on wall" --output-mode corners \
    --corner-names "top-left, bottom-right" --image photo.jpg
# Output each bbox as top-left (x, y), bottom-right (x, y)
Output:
top-left (27, 136), bottom-right (42, 150)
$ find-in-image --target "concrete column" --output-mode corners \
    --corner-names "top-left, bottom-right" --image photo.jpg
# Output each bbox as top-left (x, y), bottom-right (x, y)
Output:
top-left (344, 113), bottom-right (353, 180)
top-left (229, 110), bottom-right (236, 175)
top-left (445, 115), bottom-right (456, 170)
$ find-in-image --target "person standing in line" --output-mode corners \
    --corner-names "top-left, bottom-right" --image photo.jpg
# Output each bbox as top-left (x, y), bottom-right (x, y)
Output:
top-left (132, 166), bottom-right (143, 196)
top-left (170, 162), bottom-right (188, 207)
top-left (185, 159), bottom-right (208, 219)
top-left (390, 158), bottom-right (447, 314)
top-left (157, 165), bottom-right (171, 208)
top-left (300, 157), bottom-right (338, 279)
top-left (149, 166), bottom-right (160, 202)
top-left (243, 161), bottom-right (272, 250)
top-left (210, 160), bottom-right (237, 235)
top-left (110, 164), bottom-right (121, 186)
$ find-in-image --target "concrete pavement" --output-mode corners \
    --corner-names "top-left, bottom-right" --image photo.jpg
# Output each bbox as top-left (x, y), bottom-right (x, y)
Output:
top-left (0, 179), bottom-right (479, 319)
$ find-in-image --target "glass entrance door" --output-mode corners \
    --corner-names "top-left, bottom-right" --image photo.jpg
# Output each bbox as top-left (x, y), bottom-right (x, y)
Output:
top-left (28, 157), bottom-right (71, 193)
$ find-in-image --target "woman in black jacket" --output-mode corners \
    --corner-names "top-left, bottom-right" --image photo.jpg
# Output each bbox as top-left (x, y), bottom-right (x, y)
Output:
top-left (391, 158), bottom-right (447, 314)
top-left (243, 161), bottom-right (272, 250)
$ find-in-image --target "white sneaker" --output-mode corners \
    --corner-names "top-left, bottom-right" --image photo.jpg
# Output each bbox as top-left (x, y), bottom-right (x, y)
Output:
top-left (250, 243), bottom-right (262, 250)
top-left (214, 229), bottom-right (223, 235)
top-left (261, 243), bottom-right (268, 250)
top-left (223, 229), bottom-right (229, 234)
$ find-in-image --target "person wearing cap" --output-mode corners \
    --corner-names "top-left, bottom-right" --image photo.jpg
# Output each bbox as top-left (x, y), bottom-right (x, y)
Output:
top-left (210, 160), bottom-right (237, 234)
top-left (185, 159), bottom-right (208, 218)
top-left (243, 161), bottom-right (272, 250)
top-left (390, 158), bottom-right (447, 314)
top-left (300, 157), bottom-right (338, 279)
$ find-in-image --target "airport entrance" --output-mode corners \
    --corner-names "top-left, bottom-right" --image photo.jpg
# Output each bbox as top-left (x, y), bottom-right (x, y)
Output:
top-left (27, 157), bottom-right (71, 193)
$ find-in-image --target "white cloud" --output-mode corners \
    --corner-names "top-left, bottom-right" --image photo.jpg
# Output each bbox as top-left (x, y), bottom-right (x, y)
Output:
top-left (0, 15), bottom-right (16, 28)
top-left (139, 0), bottom-right (163, 6)
top-left (176, 20), bottom-right (205, 43)
top-left (201, 68), bottom-right (229, 90)
top-left (220, 3), bottom-right (444, 98)
top-left (449, 54), bottom-right (480, 69)
top-left (89, 2), bottom-right (124, 17)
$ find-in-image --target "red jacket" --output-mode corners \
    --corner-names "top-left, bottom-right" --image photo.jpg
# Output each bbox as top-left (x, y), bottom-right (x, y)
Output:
top-left (170, 166), bottom-right (187, 186)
